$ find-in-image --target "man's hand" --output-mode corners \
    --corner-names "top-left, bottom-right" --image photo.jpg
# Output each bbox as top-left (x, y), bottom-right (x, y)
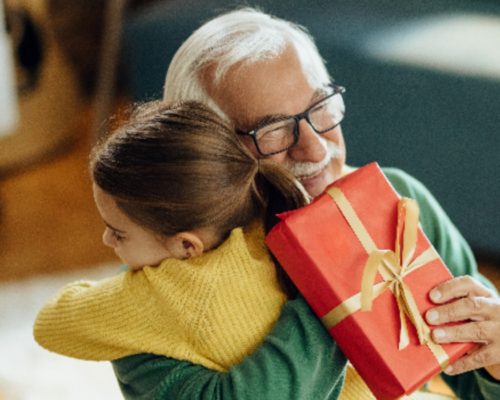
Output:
top-left (425, 275), bottom-right (500, 380)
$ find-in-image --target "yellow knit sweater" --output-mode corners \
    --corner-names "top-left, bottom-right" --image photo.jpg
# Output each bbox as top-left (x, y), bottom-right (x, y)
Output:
top-left (34, 221), bottom-right (287, 371)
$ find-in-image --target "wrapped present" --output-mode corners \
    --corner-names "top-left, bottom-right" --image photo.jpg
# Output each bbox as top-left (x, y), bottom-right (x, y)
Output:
top-left (266, 162), bottom-right (473, 400)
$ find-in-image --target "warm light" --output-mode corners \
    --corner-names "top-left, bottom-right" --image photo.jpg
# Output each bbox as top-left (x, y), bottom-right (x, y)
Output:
top-left (363, 13), bottom-right (500, 81)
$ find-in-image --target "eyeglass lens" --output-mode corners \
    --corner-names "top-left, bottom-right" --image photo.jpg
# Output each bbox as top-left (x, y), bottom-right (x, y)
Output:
top-left (308, 93), bottom-right (344, 133)
top-left (255, 93), bottom-right (344, 155)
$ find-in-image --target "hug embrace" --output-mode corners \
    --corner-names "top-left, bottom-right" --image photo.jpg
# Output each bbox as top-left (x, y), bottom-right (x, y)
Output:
top-left (35, 8), bottom-right (499, 400)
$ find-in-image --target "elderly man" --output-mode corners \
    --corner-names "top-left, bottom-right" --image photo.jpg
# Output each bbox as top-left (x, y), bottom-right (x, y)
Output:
top-left (113, 8), bottom-right (499, 399)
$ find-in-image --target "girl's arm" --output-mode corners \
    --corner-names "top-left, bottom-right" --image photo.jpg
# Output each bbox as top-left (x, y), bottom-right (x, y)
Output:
top-left (34, 272), bottom-right (147, 360)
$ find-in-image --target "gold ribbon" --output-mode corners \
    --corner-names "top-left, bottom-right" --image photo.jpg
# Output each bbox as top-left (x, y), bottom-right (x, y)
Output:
top-left (321, 187), bottom-right (449, 367)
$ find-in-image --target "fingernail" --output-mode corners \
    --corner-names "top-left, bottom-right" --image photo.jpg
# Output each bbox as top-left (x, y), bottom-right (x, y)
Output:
top-left (430, 289), bottom-right (442, 302)
top-left (433, 329), bottom-right (446, 340)
top-left (426, 310), bottom-right (439, 323)
top-left (444, 366), bottom-right (453, 374)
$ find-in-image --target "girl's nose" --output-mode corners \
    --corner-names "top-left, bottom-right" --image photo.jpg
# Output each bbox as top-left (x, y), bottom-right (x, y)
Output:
top-left (102, 229), bottom-right (115, 248)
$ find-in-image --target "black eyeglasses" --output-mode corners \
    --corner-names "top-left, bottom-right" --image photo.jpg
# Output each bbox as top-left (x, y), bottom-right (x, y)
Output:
top-left (237, 83), bottom-right (346, 156)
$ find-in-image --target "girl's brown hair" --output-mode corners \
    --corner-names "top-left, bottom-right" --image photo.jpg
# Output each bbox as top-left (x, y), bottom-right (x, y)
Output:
top-left (91, 101), bottom-right (308, 247)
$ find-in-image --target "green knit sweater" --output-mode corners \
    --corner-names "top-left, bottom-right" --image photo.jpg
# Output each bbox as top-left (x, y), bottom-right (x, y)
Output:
top-left (112, 168), bottom-right (500, 400)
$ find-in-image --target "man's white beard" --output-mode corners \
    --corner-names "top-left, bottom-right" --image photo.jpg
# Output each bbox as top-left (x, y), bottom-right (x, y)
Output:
top-left (287, 137), bottom-right (344, 179)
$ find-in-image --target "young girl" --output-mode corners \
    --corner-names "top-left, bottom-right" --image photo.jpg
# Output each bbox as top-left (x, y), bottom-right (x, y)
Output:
top-left (34, 101), bottom-right (308, 371)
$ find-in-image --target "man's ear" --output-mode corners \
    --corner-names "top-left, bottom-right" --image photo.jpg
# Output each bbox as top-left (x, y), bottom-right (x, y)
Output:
top-left (173, 232), bottom-right (205, 259)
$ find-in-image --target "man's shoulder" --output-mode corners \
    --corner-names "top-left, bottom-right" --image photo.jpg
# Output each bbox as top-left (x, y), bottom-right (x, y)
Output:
top-left (380, 166), bottom-right (429, 200)
top-left (380, 165), bottom-right (413, 183)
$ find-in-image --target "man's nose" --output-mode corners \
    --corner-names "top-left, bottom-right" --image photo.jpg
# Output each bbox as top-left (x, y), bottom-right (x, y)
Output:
top-left (288, 119), bottom-right (327, 163)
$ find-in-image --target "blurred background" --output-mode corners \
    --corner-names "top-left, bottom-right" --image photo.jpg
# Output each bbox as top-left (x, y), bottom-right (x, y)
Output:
top-left (0, 0), bottom-right (499, 398)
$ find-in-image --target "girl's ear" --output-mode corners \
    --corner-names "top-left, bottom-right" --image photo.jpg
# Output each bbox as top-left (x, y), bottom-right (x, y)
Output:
top-left (172, 232), bottom-right (205, 259)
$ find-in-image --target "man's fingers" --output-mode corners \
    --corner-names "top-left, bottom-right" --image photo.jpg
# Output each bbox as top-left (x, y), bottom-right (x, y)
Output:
top-left (429, 275), bottom-right (494, 304)
top-left (426, 296), bottom-right (497, 324)
top-left (431, 321), bottom-right (496, 344)
top-left (425, 276), bottom-right (500, 379)
top-left (444, 346), bottom-right (496, 375)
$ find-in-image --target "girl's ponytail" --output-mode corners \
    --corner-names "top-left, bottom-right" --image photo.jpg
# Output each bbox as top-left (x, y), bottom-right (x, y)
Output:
top-left (255, 159), bottom-right (309, 232)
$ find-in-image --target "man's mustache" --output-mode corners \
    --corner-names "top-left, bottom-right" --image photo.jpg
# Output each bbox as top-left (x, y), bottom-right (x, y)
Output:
top-left (288, 140), bottom-right (344, 179)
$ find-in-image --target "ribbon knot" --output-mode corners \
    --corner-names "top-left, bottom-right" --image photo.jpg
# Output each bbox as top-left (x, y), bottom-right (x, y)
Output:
top-left (327, 188), bottom-right (440, 351)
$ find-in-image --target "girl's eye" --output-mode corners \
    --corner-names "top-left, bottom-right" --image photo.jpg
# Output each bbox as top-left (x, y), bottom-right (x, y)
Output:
top-left (111, 230), bottom-right (125, 242)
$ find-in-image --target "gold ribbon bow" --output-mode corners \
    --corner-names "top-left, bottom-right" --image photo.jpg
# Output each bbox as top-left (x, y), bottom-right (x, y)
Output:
top-left (321, 187), bottom-right (448, 367)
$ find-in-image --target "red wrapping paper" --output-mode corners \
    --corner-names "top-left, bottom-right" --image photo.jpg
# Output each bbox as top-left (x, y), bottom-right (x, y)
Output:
top-left (266, 162), bottom-right (474, 399)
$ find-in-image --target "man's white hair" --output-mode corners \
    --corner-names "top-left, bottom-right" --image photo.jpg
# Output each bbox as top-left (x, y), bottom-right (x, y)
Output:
top-left (163, 7), bottom-right (331, 120)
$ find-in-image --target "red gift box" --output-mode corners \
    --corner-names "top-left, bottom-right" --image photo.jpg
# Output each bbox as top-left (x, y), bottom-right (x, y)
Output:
top-left (266, 163), bottom-right (474, 399)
